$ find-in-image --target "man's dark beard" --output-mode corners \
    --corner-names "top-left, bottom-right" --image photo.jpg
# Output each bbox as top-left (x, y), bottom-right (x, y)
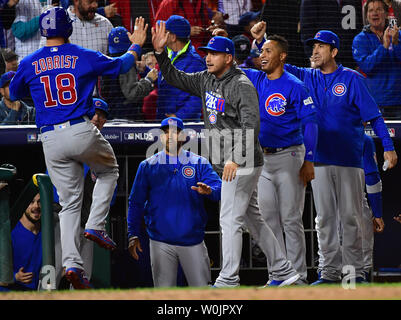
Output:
top-left (78, 4), bottom-right (96, 21)
top-left (24, 211), bottom-right (40, 225)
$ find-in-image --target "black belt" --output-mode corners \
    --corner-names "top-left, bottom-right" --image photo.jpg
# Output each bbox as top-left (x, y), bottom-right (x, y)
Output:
top-left (262, 146), bottom-right (290, 154)
top-left (40, 117), bottom-right (86, 134)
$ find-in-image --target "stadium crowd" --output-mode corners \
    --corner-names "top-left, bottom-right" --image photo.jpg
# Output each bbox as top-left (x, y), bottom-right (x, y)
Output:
top-left (1, 0), bottom-right (401, 124)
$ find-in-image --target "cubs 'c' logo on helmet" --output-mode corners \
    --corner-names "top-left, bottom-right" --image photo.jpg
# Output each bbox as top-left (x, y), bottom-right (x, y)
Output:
top-left (182, 166), bottom-right (195, 179)
top-left (332, 83), bottom-right (347, 96)
top-left (265, 93), bottom-right (287, 116)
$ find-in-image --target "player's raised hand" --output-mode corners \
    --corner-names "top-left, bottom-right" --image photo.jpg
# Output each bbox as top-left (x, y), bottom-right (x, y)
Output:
top-left (128, 237), bottom-right (143, 261)
top-left (299, 160), bottom-right (315, 186)
top-left (152, 21), bottom-right (169, 53)
top-left (383, 150), bottom-right (397, 170)
top-left (191, 182), bottom-right (212, 195)
top-left (104, 2), bottom-right (117, 18)
top-left (251, 21), bottom-right (267, 43)
top-left (128, 17), bottom-right (148, 47)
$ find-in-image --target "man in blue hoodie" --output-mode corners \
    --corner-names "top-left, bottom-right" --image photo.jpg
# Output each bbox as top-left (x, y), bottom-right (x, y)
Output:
top-left (352, 0), bottom-right (401, 118)
top-left (127, 117), bottom-right (222, 287)
top-left (156, 15), bottom-right (206, 121)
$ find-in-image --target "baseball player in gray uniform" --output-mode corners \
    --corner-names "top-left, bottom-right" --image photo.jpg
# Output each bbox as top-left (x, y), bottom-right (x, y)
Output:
top-left (152, 22), bottom-right (300, 287)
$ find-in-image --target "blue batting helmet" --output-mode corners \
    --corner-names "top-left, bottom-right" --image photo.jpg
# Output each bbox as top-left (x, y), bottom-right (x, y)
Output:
top-left (39, 7), bottom-right (73, 39)
top-left (108, 26), bottom-right (131, 54)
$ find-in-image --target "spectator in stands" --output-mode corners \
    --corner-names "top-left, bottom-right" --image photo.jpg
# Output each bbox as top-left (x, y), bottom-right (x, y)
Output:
top-left (1, 48), bottom-right (18, 72)
top-left (141, 51), bottom-right (159, 121)
top-left (0, 0), bottom-right (18, 49)
top-left (67, 0), bottom-right (113, 53)
top-left (11, 0), bottom-right (53, 61)
top-left (232, 34), bottom-right (251, 67)
top-left (156, 15), bottom-right (206, 121)
top-left (353, 0), bottom-right (401, 118)
top-left (249, 46), bottom-right (261, 69)
top-left (260, 0), bottom-right (306, 66)
top-left (101, 26), bottom-right (157, 121)
top-left (10, 193), bottom-right (42, 291)
top-left (300, 0), bottom-right (363, 69)
top-left (238, 10), bottom-right (260, 42)
top-left (221, 0), bottom-right (253, 38)
top-left (154, 0), bottom-right (210, 51)
top-left (0, 71), bottom-right (34, 125)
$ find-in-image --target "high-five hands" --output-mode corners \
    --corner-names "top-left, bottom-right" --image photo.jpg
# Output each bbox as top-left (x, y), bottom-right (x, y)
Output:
top-left (152, 21), bottom-right (169, 53)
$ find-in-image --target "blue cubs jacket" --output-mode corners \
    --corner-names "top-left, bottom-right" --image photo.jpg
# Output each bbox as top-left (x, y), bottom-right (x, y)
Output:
top-left (127, 150), bottom-right (221, 246)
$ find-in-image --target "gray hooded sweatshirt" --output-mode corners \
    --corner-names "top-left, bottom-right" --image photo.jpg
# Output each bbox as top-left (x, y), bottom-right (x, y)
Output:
top-left (155, 50), bottom-right (263, 174)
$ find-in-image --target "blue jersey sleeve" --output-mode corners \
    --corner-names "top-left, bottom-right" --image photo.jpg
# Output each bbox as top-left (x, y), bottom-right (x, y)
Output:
top-left (242, 67), bottom-right (264, 86)
top-left (363, 134), bottom-right (379, 175)
top-left (89, 50), bottom-right (124, 77)
top-left (294, 84), bottom-right (317, 124)
top-left (293, 84), bottom-right (318, 161)
top-left (363, 134), bottom-right (383, 218)
top-left (198, 160), bottom-right (222, 202)
top-left (127, 162), bottom-right (149, 239)
top-left (350, 73), bottom-right (381, 122)
top-left (284, 64), bottom-right (309, 82)
top-left (9, 60), bottom-right (30, 101)
top-left (371, 116), bottom-right (394, 151)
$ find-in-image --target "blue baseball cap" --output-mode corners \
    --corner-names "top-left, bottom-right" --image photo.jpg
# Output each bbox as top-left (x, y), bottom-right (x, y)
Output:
top-left (238, 11), bottom-right (260, 27)
top-left (199, 36), bottom-right (235, 55)
top-left (160, 117), bottom-right (184, 131)
top-left (93, 98), bottom-right (109, 117)
top-left (162, 15), bottom-right (191, 39)
top-left (306, 30), bottom-right (340, 49)
top-left (0, 71), bottom-right (15, 88)
top-left (108, 26), bottom-right (131, 54)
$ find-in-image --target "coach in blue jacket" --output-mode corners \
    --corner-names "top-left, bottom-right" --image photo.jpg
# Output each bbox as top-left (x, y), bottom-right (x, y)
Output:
top-left (156, 15), bottom-right (206, 121)
top-left (127, 117), bottom-right (221, 287)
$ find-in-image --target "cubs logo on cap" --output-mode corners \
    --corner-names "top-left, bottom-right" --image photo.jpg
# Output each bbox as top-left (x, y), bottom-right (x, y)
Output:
top-left (305, 30), bottom-right (340, 50)
top-left (265, 93), bottom-right (287, 116)
top-left (182, 166), bottom-right (195, 179)
top-left (199, 36), bottom-right (235, 56)
top-left (161, 116), bottom-right (184, 131)
top-left (332, 83), bottom-right (347, 96)
top-left (92, 98), bottom-right (109, 117)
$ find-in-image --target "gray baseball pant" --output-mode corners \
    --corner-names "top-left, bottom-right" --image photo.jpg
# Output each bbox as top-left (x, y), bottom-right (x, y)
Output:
top-left (214, 166), bottom-right (298, 287)
top-left (41, 119), bottom-right (118, 270)
top-left (149, 239), bottom-right (211, 287)
top-left (311, 165), bottom-right (364, 281)
top-left (257, 145), bottom-right (308, 283)
top-left (361, 195), bottom-right (374, 274)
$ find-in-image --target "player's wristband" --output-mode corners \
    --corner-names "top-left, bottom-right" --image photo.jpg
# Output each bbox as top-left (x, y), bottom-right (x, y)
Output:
top-left (129, 44), bottom-right (142, 58)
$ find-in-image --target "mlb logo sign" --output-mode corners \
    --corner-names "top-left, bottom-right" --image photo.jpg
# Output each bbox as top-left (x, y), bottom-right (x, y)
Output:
top-left (182, 166), bottom-right (195, 179)
top-left (27, 133), bottom-right (38, 143)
